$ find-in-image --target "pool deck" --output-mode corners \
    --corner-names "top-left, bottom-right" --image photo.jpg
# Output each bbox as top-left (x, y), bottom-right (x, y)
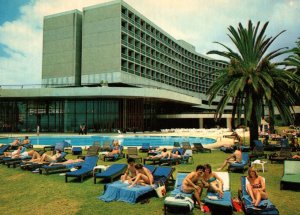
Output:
top-left (0, 129), bottom-right (249, 149)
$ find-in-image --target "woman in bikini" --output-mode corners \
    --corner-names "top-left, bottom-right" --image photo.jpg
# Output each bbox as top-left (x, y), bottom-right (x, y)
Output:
top-left (128, 164), bottom-right (153, 188)
top-left (121, 158), bottom-right (137, 183)
top-left (203, 164), bottom-right (224, 198)
top-left (246, 167), bottom-right (268, 207)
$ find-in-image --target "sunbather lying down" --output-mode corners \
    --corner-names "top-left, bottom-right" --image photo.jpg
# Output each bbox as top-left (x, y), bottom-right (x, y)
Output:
top-left (49, 158), bottom-right (84, 166)
top-left (146, 148), bottom-right (170, 159)
top-left (27, 149), bottom-right (62, 164)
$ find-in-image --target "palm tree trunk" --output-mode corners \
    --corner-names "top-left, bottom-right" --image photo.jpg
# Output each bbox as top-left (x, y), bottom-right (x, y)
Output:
top-left (249, 112), bottom-right (259, 150)
top-left (268, 102), bottom-right (275, 134)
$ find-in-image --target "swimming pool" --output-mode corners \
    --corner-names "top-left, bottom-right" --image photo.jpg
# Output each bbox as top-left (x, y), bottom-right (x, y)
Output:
top-left (0, 135), bottom-right (216, 147)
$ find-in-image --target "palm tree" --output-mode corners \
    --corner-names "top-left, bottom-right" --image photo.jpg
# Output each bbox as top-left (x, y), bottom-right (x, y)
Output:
top-left (206, 20), bottom-right (300, 149)
top-left (283, 38), bottom-right (300, 94)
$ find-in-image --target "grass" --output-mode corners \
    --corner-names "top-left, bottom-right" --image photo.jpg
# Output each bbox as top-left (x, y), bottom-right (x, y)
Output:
top-left (0, 147), bottom-right (299, 215)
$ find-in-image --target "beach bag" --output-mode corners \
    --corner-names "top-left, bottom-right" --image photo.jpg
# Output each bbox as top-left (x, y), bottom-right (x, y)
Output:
top-left (155, 183), bottom-right (166, 198)
top-left (232, 198), bottom-right (242, 212)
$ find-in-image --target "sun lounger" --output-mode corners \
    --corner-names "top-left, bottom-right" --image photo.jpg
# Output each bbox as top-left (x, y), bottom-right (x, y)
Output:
top-left (72, 147), bottom-right (82, 155)
top-left (204, 172), bottom-right (233, 215)
top-left (163, 172), bottom-right (194, 215)
top-left (65, 155), bottom-right (99, 182)
top-left (94, 163), bottom-right (127, 183)
top-left (20, 151), bottom-right (68, 171)
top-left (139, 143), bottom-right (151, 152)
top-left (173, 142), bottom-right (181, 148)
top-left (78, 145), bottom-right (100, 159)
top-left (269, 147), bottom-right (292, 163)
top-left (126, 147), bottom-right (142, 163)
top-left (0, 145), bottom-right (10, 155)
top-left (181, 142), bottom-right (192, 151)
top-left (280, 160), bottom-right (300, 190)
top-left (192, 143), bottom-right (211, 153)
top-left (249, 140), bottom-right (267, 161)
top-left (39, 159), bottom-right (85, 175)
top-left (239, 176), bottom-right (279, 215)
top-left (99, 141), bottom-right (111, 152)
top-left (99, 165), bottom-right (174, 204)
top-left (220, 146), bottom-right (235, 153)
top-left (4, 148), bottom-right (45, 168)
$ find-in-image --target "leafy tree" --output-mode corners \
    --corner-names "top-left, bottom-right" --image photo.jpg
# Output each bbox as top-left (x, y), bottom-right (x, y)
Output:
top-left (206, 21), bottom-right (300, 148)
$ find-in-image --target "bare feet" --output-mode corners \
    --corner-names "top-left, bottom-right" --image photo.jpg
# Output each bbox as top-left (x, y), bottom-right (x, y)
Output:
top-left (218, 190), bottom-right (224, 198)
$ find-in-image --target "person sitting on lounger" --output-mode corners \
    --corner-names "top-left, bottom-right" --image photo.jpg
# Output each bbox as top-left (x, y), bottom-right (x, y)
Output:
top-left (107, 140), bottom-right (121, 156)
top-left (146, 148), bottom-right (170, 159)
top-left (246, 167), bottom-right (268, 207)
top-left (20, 136), bottom-right (30, 147)
top-left (128, 163), bottom-right (153, 188)
top-left (217, 147), bottom-right (242, 171)
top-left (181, 165), bottom-right (205, 211)
top-left (203, 164), bottom-right (224, 198)
top-left (11, 138), bottom-right (20, 146)
top-left (121, 158), bottom-right (137, 183)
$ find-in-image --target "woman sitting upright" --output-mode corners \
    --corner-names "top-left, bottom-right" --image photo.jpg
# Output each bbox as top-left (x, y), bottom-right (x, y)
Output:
top-left (246, 167), bottom-right (268, 207)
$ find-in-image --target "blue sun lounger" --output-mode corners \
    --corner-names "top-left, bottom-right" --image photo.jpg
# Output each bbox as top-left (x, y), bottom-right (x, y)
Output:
top-left (239, 176), bottom-right (279, 215)
top-left (164, 172), bottom-right (195, 215)
top-left (39, 159), bottom-right (85, 175)
top-left (99, 165), bottom-right (174, 204)
top-left (65, 155), bottom-right (99, 182)
top-left (204, 172), bottom-right (233, 215)
top-left (139, 143), bottom-right (151, 152)
top-left (0, 145), bottom-right (11, 155)
top-left (94, 163), bottom-right (128, 183)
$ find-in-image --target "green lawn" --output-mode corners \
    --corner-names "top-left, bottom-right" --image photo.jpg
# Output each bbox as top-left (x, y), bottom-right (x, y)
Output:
top-left (0, 149), bottom-right (299, 215)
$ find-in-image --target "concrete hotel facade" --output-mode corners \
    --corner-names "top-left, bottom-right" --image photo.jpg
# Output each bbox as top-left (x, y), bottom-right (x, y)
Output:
top-left (0, 0), bottom-right (232, 133)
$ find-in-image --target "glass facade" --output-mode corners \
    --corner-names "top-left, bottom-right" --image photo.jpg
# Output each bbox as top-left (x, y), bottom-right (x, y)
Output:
top-left (0, 98), bottom-right (157, 133)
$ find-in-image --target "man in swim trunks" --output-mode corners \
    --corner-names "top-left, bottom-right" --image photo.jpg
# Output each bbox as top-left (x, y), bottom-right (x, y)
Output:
top-left (181, 165), bottom-right (205, 210)
top-left (217, 147), bottom-right (242, 171)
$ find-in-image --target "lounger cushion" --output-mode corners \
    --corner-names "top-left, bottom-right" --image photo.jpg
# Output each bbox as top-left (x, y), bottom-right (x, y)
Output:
top-left (281, 174), bottom-right (300, 183)
top-left (95, 164), bottom-right (127, 178)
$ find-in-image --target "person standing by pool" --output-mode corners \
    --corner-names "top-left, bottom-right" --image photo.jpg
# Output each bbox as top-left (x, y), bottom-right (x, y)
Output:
top-left (79, 123), bottom-right (87, 135)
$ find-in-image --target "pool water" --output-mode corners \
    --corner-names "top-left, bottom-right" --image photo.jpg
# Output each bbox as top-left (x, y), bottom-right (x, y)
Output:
top-left (0, 135), bottom-right (216, 147)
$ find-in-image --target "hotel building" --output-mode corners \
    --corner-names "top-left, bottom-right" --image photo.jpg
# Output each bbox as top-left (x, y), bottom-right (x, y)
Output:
top-left (0, 0), bottom-right (237, 133)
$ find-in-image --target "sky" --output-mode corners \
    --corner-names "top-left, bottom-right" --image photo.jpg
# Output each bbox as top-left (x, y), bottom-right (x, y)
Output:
top-left (0, 0), bottom-right (299, 87)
